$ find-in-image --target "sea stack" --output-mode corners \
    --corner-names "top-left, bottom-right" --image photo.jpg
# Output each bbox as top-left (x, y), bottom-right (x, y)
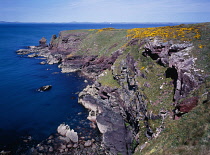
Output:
top-left (39, 37), bottom-right (48, 47)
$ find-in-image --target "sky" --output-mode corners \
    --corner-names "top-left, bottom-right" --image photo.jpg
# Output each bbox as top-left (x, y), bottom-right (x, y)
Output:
top-left (0, 0), bottom-right (210, 23)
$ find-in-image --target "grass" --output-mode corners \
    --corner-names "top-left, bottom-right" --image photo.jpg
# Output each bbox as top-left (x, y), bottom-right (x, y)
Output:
top-left (55, 29), bottom-right (127, 57)
top-left (98, 69), bottom-right (120, 88)
top-left (136, 96), bottom-right (210, 155)
top-left (191, 23), bottom-right (210, 75)
top-left (78, 29), bottom-right (128, 56)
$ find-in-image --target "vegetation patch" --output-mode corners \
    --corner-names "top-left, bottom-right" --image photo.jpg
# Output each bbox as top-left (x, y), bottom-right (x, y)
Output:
top-left (98, 69), bottom-right (120, 88)
top-left (127, 25), bottom-right (201, 41)
top-left (77, 29), bottom-right (127, 56)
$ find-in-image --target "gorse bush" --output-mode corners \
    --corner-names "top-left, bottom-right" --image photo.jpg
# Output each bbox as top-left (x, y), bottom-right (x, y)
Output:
top-left (89, 28), bottom-right (116, 33)
top-left (97, 27), bottom-right (115, 33)
top-left (127, 25), bottom-right (201, 41)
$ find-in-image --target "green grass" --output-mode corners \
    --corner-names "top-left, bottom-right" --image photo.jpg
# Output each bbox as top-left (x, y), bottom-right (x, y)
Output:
top-left (76, 29), bottom-right (127, 56)
top-left (191, 23), bottom-right (210, 75)
top-left (56, 29), bottom-right (128, 57)
top-left (98, 69), bottom-right (120, 88)
top-left (135, 96), bottom-right (210, 155)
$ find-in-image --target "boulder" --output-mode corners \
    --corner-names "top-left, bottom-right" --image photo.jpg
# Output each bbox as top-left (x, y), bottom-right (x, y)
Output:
top-left (49, 146), bottom-right (53, 152)
top-left (84, 140), bottom-right (92, 147)
top-left (66, 129), bottom-right (78, 143)
top-left (57, 124), bottom-right (70, 136)
top-left (57, 124), bottom-right (78, 143)
top-left (59, 136), bottom-right (71, 143)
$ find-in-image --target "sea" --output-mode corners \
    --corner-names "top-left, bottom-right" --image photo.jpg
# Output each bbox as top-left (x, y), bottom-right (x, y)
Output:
top-left (0, 22), bottom-right (179, 151)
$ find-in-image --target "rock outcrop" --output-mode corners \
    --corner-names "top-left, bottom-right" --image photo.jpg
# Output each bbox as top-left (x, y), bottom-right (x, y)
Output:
top-left (79, 84), bottom-right (133, 154)
top-left (57, 124), bottom-right (78, 143)
top-left (39, 37), bottom-right (48, 47)
top-left (37, 85), bottom-right (52, 92)
top-left (143, 38), bottom-right (203, 102)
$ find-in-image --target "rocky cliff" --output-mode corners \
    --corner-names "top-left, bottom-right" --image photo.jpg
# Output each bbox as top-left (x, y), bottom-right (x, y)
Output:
top-left (17, 23), bottom-right (210, 155)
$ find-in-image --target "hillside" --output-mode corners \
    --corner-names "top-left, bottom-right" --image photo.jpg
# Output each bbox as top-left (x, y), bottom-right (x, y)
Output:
top-left (17, 23), bottom-right (210, 155)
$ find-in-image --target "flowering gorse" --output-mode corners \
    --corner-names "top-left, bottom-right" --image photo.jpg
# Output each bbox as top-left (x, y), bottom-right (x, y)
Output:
top-left (127, 25), bottom-right (201, 41)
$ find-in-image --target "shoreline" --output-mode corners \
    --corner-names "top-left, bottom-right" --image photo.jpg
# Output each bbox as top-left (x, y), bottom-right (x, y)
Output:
top-left (14, 46), bottom-right (105, 154)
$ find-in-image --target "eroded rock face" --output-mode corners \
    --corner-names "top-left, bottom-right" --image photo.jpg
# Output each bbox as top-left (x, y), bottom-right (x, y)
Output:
top-left (175, 96), bottom-right (199, 113)
top-left (143, 38), bottom-right (202, 102)
top-left (58, 50), bottom-right (121, 79)
top-left (79, 85), bottom-right (133, 155)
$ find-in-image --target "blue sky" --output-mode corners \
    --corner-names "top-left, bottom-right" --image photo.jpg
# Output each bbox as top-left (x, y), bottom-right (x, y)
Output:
top-left (0, 0), bottom-right (210, 23)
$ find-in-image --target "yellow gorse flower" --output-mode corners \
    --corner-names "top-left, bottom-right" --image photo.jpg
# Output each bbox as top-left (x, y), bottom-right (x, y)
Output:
top-left (198, 44), bottom-right (204, 49)
top-left (126, 25), bottom-right (201, 41)
top-left (97, 28), bottom-right (115, 33)
top-left (140, 67), bottom-right (145, 70)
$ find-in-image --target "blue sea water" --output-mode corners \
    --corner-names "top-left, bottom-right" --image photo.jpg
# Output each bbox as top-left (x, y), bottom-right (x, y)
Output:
top-left (0, 23), bottom-right (179, 149)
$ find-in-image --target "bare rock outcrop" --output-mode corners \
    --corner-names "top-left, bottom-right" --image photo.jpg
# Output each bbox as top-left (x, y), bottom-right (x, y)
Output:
top-left (39, 37), bottom-right (48, 47)
top-left (143, 38), bottom-right (202, 102)
top-left (57, 124), bottom-right (78, 143)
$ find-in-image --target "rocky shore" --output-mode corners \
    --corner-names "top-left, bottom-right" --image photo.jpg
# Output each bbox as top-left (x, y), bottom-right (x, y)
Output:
top-left (15, 24), bottom-right (210, 154)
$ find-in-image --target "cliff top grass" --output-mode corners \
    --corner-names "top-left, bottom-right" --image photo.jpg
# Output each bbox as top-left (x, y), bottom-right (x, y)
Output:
top-left (56, 28), bottom-right (128, 57)
top-left (77, 28), bottom-right (127, 56)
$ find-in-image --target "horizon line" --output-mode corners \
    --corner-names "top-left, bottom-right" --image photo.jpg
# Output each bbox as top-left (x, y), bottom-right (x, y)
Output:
top-left (0, 21), bottom-right (204, 24)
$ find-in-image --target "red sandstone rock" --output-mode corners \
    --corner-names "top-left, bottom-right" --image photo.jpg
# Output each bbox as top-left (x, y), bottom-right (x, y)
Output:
top-left (176, 96), bottom-right (199, 113)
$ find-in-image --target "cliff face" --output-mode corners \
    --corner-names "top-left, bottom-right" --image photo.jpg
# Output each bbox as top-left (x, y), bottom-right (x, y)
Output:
top-left (17, 23), bottom-right (210, 154)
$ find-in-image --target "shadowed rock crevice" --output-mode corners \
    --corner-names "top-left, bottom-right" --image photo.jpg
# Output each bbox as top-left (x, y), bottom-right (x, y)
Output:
top-left (165, 66), bottom-right (178, 100)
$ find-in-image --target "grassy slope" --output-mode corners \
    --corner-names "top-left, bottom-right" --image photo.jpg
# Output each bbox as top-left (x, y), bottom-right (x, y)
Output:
top-left (60, 24), bottom-right (210, 154)
top-left (57, 28), bottom-right (128, 57)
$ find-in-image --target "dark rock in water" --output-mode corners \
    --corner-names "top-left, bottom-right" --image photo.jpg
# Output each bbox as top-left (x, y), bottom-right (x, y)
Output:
top-left (37, 85), bottom-right (52, 92)
top-left (39, 37), bottom-right (48, 47)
